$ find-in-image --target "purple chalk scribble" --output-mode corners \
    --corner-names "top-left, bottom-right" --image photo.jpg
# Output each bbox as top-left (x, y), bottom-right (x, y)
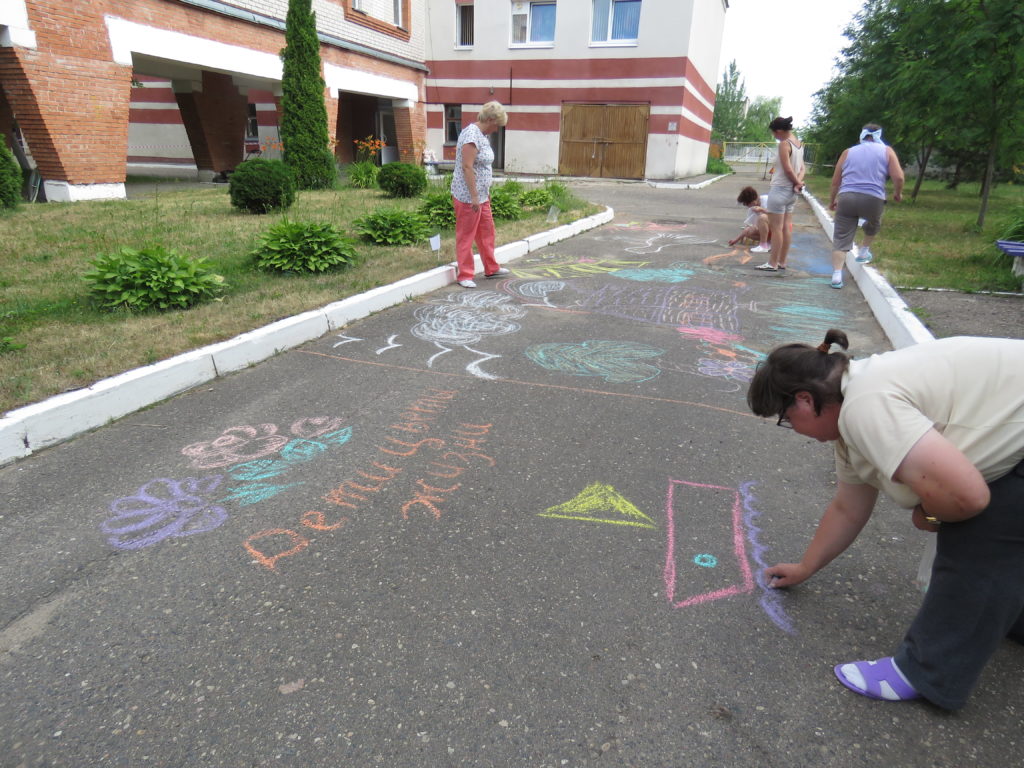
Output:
top-left (740, 481), bottom-right (795, 635)
top-left (101, 476), bottom-right (228, 551)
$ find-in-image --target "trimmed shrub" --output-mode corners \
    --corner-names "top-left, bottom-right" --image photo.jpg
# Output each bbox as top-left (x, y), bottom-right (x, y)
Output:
top-left (418, 189), bottom-right (456, 229)
top-left (354, 209), bottom-right (430, 246)
top-left (83, 245), bottom-right (226, 312)
top-left (251, 219), bottom-right (358, 273)
top-left (279, 0), bottom-right (336, 190)
top-left (0, 135), bottom-right (22, 211)
top-left (229, 158), bottom-right (296, 214)
top-left (377, 162), bottom-right (427, 198)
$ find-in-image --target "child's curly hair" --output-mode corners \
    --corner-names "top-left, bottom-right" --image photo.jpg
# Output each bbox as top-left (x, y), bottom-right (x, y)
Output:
top-left (737, 186), bottom-right (759, 205)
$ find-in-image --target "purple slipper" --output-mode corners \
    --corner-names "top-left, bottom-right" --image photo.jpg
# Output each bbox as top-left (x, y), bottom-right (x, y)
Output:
top-left (834, 657), bottom-right (920, 702)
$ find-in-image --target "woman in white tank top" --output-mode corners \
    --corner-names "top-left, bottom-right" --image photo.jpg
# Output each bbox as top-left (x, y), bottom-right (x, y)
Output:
top-left (757, 116), bottom-right (805, 272)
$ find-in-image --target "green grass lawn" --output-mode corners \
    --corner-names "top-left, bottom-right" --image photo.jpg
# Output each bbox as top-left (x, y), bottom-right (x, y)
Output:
top-left (0, 180), bottom-right (598, 415)
top-left (804, 174), bottom-right (1024, 293)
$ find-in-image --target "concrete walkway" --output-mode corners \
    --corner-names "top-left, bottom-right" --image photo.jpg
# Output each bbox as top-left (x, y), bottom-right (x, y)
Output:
top-left (5, 170), bottom-right (1018, 768)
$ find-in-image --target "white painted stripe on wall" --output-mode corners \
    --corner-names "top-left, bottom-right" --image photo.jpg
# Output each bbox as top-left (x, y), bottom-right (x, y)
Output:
top-left (105, 15), bottom-right (283, 79)
top-left (324, 62), bottom-right (417, 101)
top-left (427, 76), bottom-right (688, 90)
top-left (0, 0), bottom-right (36, 48)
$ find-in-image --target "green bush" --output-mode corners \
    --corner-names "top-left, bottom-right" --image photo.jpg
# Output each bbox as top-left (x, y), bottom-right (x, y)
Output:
top-left (520, 187), bottom-right (554, 209)
top-left (354, 208), bottom-right (430, 246)
top-left (229, 158), bottom-right (296, 214)
top-left (496, 179), bottom-right (524, 199)
top-left (83, 245), bottom-right (226, 312)
top-left (418, 189), bottom-right (457, 229)
top-left (706, 156), bottom-right (732, 175)
top-left (251, 219), bottom-right (358, 273)
top-left (0, 135), bottom-right (22, 211)
top-left (377, 162), bottom-right (427, 198)
top-left (489, 185), bottom-right (523, 220)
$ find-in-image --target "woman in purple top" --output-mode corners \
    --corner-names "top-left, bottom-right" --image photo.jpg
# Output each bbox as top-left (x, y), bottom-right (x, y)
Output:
top-left (828, 123), bottom-right (904, 288)
top-left (451, 101), bottom-right (510, 288)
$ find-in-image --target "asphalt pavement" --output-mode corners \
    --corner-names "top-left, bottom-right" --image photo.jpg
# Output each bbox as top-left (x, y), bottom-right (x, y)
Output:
top-left (2, 169), bottom-right (1021, 767)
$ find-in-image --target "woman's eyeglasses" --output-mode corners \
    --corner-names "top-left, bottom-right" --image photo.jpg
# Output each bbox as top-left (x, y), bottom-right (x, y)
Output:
top-left (776, 397), bottom-right (794, 428)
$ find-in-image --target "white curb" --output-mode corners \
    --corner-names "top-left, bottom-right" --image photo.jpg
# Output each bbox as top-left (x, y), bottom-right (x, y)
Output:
top-left (802, 188), bottom-right (934, 349)
top-left (0, 206), bottom-right (614, 466)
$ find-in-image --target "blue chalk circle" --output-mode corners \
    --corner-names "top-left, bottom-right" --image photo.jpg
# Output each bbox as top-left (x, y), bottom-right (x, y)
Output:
top-left (693, 553), bottom-right (718, 568)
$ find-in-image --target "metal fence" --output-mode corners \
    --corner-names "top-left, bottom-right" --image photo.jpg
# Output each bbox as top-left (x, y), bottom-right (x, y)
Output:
top-left (720, 142), bottom-right (819, 178)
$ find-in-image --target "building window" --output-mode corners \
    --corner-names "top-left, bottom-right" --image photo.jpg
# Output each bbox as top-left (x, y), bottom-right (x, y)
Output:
top-left (592, 0), bottom-right (640, 43)
top-left (456, 3), bottom-right (474, 47)
top-left (245, 104), bottom-right (259, 140)
top-left (445, 105), bottom-right (462, 144)
top-left (511, 1), bottom-right (555, 45)
top-left (342, 0), bottom-right (411, 40)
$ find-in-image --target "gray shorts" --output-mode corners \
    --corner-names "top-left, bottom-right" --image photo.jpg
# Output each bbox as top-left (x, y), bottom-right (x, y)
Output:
top-left (765, 186), bottom-right (797, 214)
top-left (832, 192), bottom-right (886, 252)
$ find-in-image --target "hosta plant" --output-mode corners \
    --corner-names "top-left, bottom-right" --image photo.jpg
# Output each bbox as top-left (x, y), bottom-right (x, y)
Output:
top-left (251, 219), bottom-right (358, 273)
top-left (83, 245), bottom-right (226, 312)
top-left (353, 208), bottom-right (430, 246)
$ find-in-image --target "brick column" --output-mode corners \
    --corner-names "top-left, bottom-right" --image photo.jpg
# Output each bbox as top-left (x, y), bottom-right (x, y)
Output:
top-left (174, 72), bottom-right (247, 178)
top-left (393, 101), bottom-right (425, 165)
top-left (0, 45), bottom-right (132, 200)
top-left (324, 90), bottom-right (340, 161)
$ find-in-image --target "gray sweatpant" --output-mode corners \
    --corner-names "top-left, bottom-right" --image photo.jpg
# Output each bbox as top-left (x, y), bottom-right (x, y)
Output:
top-left (895, 459), bottom-right (1024, 710)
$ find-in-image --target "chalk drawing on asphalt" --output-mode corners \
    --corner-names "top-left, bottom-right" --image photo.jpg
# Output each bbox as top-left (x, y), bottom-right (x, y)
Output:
top-left (376, 334), bottom-right (402, 354)
top-left (504, 258), bottom-right (649, 280)
top-left (102, 420), bottom-right (354, 551)
top-left (663, 479), bottom-right (754, 607)
top-left (100, 476), bottom-right (228, 551)
top-left (333, 333), bottom-right (364, 347)
top-left (612, 262), bottom-right (696, 283)
top-left (539, 482), bottom-right (655, 529)
top-left (410, 290), bottom-right (526, 379)
top-left (741, 481), bottom-right (795, 634)
top-left (663, 478), bottom-right (794, 633)
top-left (624, 233), bottom-right (719, 255)
top-left (525, 340), bottom-right (665, 384)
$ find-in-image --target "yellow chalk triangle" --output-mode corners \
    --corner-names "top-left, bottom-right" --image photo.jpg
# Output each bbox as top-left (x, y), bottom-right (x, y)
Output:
top-left (538, 482), bottom-right (655, 528)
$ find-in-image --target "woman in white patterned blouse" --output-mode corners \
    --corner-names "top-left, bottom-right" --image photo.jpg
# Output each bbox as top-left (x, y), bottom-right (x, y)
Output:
top-left (451, 101), bottom-right (509, 288)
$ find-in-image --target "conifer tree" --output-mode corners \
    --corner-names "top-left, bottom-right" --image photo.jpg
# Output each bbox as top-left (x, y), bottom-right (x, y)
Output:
top-left (280, 0), bottom-right (336, 190)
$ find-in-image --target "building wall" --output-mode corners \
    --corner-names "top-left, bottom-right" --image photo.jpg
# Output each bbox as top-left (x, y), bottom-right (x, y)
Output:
top-left (1, 0), bottom-right (427, 199)
top-left (423, 0), bottom-right (724, 179)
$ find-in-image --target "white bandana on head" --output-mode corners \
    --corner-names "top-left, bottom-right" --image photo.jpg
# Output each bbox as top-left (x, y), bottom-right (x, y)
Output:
top-left (860, 128), bottom-right (884, 144)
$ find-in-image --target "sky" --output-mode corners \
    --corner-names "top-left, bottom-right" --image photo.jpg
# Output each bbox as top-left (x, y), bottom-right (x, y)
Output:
top-left (718, 0), bottom-right (867, 129)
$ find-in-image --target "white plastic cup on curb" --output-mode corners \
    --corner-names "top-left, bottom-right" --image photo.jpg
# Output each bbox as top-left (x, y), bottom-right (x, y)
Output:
top-left (546, 205), bottom-right (559, 224)
top-left (429, 233), bottom-right (441, 257)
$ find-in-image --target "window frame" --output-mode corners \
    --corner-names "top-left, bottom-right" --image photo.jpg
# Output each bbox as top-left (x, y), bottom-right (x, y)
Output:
top-left (510, 1), bottom-right (556, 48)
top-left (455, 2), bottom-right (474, 48)
top-left (590, 0), bottom-right (640, 46)
top-left (341, 0), bottom-right (411, 41)
top-left (444, 105), bottom-right (462, 145)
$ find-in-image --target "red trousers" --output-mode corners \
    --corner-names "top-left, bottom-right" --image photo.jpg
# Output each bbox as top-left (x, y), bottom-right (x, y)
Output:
top-left (453, 198), bottom-right (500, 281)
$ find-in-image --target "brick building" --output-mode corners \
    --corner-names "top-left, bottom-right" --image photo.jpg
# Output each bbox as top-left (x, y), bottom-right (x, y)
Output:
top-left (0, 0), bottom-right (428, 200)
top-left (0, 0), bottom-right (726, 200)
top-left (424, 1), bottom-right (726, 180)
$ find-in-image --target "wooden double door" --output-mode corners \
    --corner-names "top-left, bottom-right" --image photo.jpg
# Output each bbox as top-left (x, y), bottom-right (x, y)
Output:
top-left (558, 103), bottom-right (649, 180)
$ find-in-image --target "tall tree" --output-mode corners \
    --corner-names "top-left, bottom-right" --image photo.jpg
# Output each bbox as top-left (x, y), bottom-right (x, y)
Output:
top-left (711, 61), bottom-right (748, 143)
top-left (279, 0), bottom-right (336, 190)
top-left (740, 97), bottom-right (783, 142)
top-left (807, 0), bottom-right (1024, 225)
